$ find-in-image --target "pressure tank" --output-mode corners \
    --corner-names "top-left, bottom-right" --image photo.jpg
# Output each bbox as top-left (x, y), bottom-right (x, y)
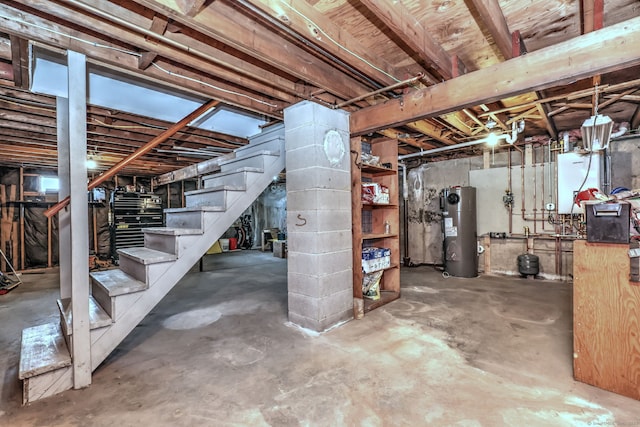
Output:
top-left (441, 186), bottom-right (478, 278)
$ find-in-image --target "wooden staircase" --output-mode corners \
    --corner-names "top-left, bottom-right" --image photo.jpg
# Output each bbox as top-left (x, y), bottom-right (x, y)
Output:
top-left (18, 130), bottom-right (285, 404)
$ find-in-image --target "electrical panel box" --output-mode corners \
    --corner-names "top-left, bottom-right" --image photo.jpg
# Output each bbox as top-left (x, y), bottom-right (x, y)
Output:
top-left (557, 152), bottom-right (602, 214)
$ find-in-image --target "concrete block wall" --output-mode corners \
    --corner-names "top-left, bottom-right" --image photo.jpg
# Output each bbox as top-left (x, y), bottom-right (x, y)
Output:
top-left (284, 101), bottom-right (353, 332)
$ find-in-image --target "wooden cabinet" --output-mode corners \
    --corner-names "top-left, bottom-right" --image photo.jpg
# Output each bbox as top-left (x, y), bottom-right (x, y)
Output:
top-left (351, 136), bottom-right (400, 317)
top-left (573, 240), bottom-right (640, 400)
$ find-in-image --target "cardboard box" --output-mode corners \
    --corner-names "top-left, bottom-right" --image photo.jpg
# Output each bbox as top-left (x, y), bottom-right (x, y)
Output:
top-left (362, 247), bottom-right (391, 273)
top-left (361, 183), bottom-right (389, 205)
top-left (273, 240), bottom-right (287, 258)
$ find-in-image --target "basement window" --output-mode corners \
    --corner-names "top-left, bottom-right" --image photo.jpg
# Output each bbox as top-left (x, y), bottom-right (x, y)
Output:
top-left (40, 177), bottom-right (59, 193)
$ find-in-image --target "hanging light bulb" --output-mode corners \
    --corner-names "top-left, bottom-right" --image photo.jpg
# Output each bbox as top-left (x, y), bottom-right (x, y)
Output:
top-left (486, 132), bottom-right (499, 147)
top-left (86, 152), bottom-right (98, 169)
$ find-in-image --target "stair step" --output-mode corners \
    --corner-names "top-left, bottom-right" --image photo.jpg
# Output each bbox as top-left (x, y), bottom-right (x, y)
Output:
top-left (184, 186), bottom-right (247, 209)
top-left (117, 247), bottom-right (177, 264)
top-left (118, 247), bottom-right (177, 286)
top-left (19, 323), bottom-right (71, 380)
top-left (234, 136), bottom-right (283, 156)
top-left (141, 227), bottom-right (203, 236)
top-left (201, 167), bottom-right (263, 189)
top-left (143, 227), bottom-right (204, 256)
top-left (183, 186), bottom-right (228, 208)
top-left (90, 269), bottom-right (147, 321)
top-left (165, 206), bottom-right (225, 229)
top-left (219, 150), bottom-right (279, 173)
top-left (91, 269), bottom-right (148, 297)
top-left (185, 185), bottom-right (246, 196)
top-left (57, 296), bottom-right (113, 336)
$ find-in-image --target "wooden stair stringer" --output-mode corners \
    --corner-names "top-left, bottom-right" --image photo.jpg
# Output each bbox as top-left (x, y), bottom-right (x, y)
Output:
top-left (89, 150), bottom-right (285, 371)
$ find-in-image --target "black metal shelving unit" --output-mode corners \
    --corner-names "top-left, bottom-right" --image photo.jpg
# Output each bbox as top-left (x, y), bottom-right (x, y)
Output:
top-left (110, 190), bottom-right (163, 262)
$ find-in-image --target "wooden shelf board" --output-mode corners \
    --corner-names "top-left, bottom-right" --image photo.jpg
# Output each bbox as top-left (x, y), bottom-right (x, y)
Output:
top-left (361, 164), bottom-right (396, 176)
top-left (362, 203), bottom-right (398, 209)
top-left (362, 263), bottom-right (399, 274)
top-left (363, 233), bottom-right (398, 240)
top-left (364, 290), bottom-right (400, 312)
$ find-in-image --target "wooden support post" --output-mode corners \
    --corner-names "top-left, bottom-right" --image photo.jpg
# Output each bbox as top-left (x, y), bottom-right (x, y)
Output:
top-left (19, 168), bottom-right (24, 270)
top-left (47, 215), bottom-right (52, 268)
top-left (92, 206), bottom-right (98, 255)
top-left (67, 50), bottom-right (91, 389)
top-left (57, 96), bottom-right (72, 300)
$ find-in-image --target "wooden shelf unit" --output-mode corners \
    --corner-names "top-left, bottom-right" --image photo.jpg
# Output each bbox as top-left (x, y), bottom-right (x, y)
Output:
top-left (573, 240), bottom-right (640, 400)
top-left (351, 136), bottom-right (400, 316)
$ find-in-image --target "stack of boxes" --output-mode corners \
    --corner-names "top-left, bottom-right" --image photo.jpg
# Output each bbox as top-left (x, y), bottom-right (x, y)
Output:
top-left (362, 247), bottom-right (391, 273)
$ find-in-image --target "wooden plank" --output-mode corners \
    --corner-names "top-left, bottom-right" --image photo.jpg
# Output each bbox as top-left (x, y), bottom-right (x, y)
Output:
top-left (358, 0), bottom-right (452, 81)
top-left (350, 136), bottom-right (363, 306)
top-left (573, 240), bottom-right (640, 400)
top-left (0, 185), bottom-right (7, 272)
top-left (250, 0), bottom-right (403, 88)
top-left (19, 323), bottom-right (71, 379)
top-left (131, 0), bottom-right (373, 98)
top-left (467, 0), bottom-right (512, 60)
top-left (1, 2), bottom-right (291, 115)
top-left (350, 17), bottom-right (640, 135)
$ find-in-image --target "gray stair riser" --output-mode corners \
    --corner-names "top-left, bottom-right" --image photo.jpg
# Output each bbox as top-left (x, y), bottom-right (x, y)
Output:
top-left (166, 210), bottom-right (205, 229)
top-left (185, 190), bottom-right (227, 209)
top-left (203, 171), bottom-right (253, 189)
top-left (63, 328), bottom-right (109, 355)
top-left (90, 282), bottom-right (142, 322)
top-left (144, 233), bottom-right (202, 257)
top-left (118, 256), bottom-right (173, 286)
top-left (220, 155), bottom-right (266, 172)
top-left (23, 367), bottom-right (72, 405)
top-left (235, 138), bottom-right (282, 157)
top-left (91, 281), bottom-right (115, 319)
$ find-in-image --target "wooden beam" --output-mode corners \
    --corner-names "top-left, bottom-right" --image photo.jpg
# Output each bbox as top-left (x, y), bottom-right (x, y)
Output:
top-left (9, 35), bottom-right (28, 89)
top-left (182, 0), bottom-right (208, 17)
top-left (138, 15), bottom-right (169, 70)
top-left (350, 18), bottom-right (640, 135)
top-left (244, 0), bottom-right (406, 88)
top-left (0, 61), bottom-right (14, 81)
top-left (467, 0), bottom-right (512, 60)
top-left (356, 0), bottom-right (454, 81)
top-left (512, 30), bottom-right (527, 58)
top-left (128, 0), bottom-right (374, 98)
top-left (631, 105), bottom-right (640, 130)
top-left (2, 2), bottom-right (292, 114)
top-left (582, 0), bottom-right (604, 34)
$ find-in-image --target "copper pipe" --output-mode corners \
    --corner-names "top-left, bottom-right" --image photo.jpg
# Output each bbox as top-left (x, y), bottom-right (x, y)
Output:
top-left (335, 74), bottom-right (425, 109)
top-left (45, 99), bottom-right (219, 218)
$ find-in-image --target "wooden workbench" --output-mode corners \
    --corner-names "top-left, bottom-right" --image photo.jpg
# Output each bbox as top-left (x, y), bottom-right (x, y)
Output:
top-left (573, 240), bottom-right (640, 400)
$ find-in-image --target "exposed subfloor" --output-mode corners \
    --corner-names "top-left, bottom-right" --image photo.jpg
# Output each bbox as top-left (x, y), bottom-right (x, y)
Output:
top-left (1, 250), bottom-right (640, 426)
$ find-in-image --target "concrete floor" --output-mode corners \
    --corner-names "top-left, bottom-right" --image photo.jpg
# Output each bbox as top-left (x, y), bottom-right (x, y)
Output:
top-left (1, 250), bottom-right (640, 426)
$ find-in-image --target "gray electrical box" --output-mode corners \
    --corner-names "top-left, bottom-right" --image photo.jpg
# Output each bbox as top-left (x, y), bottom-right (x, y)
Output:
top-left (585, 202), bottom-right (630, 244)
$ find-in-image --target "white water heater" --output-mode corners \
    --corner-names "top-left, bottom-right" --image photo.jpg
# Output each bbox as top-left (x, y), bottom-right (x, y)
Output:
top-left (557, 152), bottom-right (602, 214)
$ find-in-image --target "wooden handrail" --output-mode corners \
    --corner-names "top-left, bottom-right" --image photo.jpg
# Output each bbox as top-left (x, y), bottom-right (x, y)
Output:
top-left (44, 99), bottom-right (220, 218)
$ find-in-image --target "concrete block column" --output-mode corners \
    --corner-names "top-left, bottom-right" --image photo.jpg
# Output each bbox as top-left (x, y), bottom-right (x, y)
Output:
top-left (285, 101), bottom-right (353, 331)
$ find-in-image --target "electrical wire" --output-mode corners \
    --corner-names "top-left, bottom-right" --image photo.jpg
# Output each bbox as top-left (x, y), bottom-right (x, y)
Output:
top-left (278, 1), bottom-right (401, 83)
top-left (150, 63), bottom-right (278, 108)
